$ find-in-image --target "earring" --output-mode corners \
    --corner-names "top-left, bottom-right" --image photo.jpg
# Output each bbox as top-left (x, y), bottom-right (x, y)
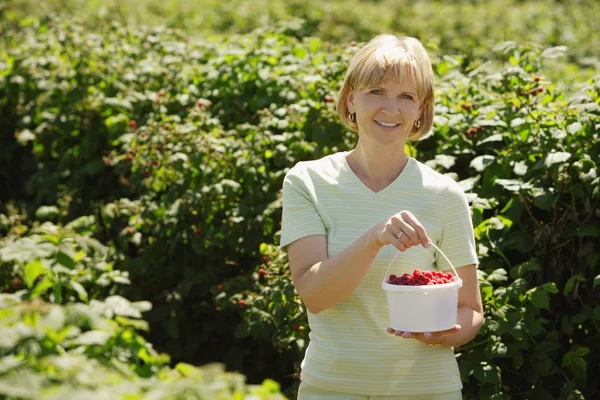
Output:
top-left (414, 119), bottom-right (421, 128)
top-left (348, 112), bottom-right (355, 122)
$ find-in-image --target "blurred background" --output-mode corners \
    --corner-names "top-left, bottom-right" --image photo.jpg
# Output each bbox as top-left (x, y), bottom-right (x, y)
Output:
top-left (1, 1), bottom-right (599, 399)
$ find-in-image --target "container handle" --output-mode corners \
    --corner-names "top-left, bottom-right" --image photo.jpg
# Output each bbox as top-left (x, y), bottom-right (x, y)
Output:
top-left (382, 241), bottom-right (460, 283)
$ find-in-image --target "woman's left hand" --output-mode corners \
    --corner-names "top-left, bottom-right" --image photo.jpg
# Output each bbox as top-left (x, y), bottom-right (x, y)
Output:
top-left (386, 324), bottom-right (461, 345)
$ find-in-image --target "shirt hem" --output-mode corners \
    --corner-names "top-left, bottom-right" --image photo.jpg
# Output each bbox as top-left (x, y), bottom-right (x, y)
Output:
top-left (300, 373), bottom-right (463, 396)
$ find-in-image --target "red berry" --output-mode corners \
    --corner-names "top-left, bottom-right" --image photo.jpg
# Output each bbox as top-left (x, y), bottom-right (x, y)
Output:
top-left (538, 87), bottom-right (544, 93)
top-left (324, 96), bottom-right (334, 103)
top-left (387, 268), bottom-right (455, 286)
top-left (238, 299), bottom-right (246, 306)
top-left (258, 269), bottom-right (265, 277)
top-left (534, 76), bottom-right (541, 82)
top-left (293, 325), bottom-right (301, 331)
top-left (218, 284), bottom-right (223, 290)
top-left (130, 120), bottom-right (137, 130)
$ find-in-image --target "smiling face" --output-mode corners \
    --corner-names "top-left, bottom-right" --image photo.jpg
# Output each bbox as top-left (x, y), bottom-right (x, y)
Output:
top-left (336, 35), bottom-right (435, 141)
top-left (347, 75), bottom-right (422, 147)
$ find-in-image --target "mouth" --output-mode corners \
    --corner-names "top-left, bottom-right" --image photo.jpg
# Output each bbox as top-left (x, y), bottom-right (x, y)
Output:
top-left (374, 120), bottom-right (400, 128)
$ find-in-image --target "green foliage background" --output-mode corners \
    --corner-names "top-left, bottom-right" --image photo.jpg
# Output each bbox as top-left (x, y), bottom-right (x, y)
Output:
top-left (1, 0), bottom-right (599, 399)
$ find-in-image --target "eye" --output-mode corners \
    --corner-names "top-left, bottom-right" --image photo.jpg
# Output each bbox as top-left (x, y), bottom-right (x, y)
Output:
top-left (370, 89), bottom-right (383, 95)
top-left (401, 94), bottom-right (414, 100)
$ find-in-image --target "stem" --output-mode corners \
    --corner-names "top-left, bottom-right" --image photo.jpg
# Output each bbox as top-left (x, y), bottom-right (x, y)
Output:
top-left (456, 337), bottom-right (489, 352)
top-left (520, 194), bottom-right (543, 229)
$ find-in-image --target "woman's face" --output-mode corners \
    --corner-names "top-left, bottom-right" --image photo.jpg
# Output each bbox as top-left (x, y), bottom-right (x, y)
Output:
top-left (347, 75), bottom-right (422, 147)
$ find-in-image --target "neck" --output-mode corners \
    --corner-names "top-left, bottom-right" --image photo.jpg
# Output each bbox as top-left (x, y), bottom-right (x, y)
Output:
top-left (346, 142), bottom-right (408, 186)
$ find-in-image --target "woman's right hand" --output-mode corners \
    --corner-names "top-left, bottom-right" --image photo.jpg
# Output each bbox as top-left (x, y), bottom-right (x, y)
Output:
top-left (374, 210), bottom-right (431, 252)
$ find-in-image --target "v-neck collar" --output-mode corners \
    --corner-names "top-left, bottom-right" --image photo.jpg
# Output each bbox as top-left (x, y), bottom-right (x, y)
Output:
top-left (339, 151), bottom-right (415, 195)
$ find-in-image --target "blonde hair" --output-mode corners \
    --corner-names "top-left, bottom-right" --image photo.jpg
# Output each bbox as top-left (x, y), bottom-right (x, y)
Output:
top-left (336, 34), bottom-right (435, 140)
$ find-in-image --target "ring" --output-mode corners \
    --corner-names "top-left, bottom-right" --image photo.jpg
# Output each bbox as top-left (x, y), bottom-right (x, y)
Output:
top-left (394, 232), bottom-right (407, 241)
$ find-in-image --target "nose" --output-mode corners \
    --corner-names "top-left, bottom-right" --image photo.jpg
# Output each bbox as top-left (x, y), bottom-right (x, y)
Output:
top-left (381, 98), bottom-right (401, 116)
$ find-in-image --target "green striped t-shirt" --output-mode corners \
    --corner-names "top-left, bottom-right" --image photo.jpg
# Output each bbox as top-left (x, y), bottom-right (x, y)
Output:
top-left (280, 151), bottom-right (478, 396)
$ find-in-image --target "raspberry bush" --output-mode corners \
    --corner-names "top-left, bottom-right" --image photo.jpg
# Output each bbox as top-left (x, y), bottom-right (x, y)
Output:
top-left (1, 11), bottom-right (598, 400)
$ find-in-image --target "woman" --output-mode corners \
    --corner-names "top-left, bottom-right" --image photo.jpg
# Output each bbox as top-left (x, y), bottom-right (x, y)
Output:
top-left (280, 34), bottom-right (483, 399)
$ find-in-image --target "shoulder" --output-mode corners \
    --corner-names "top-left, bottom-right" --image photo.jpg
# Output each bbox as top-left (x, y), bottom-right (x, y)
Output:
top-left (284, 152), bottom-right (346, 181)
top-left (412, 158), bottom-right (463, 193)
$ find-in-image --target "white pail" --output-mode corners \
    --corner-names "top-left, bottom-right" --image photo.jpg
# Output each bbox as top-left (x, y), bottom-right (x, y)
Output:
top-left (381, 243), bottom-right (462, 332)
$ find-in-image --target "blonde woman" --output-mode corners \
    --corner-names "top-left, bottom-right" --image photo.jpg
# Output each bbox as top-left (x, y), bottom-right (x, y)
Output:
top-left (280, 34), bottom-right (484, 399)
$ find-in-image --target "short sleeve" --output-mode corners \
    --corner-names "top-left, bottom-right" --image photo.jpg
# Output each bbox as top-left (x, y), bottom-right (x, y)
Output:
top-left (436, 179), bottom-right (479, 271)
top-left (279, 164), bottom-right (327, 250)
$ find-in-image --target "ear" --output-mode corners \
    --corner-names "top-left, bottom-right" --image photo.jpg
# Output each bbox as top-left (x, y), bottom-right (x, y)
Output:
top-left (346, 89), bottom-right (355, 114)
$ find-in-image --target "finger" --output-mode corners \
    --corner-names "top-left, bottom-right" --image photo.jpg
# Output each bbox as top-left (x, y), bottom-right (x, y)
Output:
top-left (393, 215), bottom-right (420, 245)
top-left (399, 211), bottom-right (430, 248)
top-left (391, 233), bottom-right (409, 252)
top-left (393, 232), bottom-right (412, 247)
top-left (386, 328), bottom-right (395, 334)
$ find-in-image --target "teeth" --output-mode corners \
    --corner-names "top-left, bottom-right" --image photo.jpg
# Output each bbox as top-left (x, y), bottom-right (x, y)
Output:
top-left (376, 121), bottom-right (399, 127)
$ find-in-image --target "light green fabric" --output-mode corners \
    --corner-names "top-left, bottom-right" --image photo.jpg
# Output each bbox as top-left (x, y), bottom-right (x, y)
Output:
top-left (298, 382), bottom-right (463, 400)
top-left (281, 152), bottom-right (478, 396)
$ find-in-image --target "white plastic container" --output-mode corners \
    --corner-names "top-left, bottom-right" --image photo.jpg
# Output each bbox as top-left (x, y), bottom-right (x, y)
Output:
top-left (381, 243), bottom-right (463, 332)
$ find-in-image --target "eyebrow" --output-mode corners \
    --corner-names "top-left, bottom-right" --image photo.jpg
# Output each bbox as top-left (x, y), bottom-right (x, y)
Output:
top-left (371, 86), bottom-right (418, 96)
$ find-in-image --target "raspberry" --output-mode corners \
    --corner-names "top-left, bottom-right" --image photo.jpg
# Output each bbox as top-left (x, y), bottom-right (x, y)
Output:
top-left (387, 269), bottom-right (456, 286)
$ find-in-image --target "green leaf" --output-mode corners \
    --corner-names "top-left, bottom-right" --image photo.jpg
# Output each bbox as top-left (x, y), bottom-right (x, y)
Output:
top-left (533, 191), bottom-right (557, 210)
top-left (71, 330), bottom-right (111, 345)
top-left (573, 347), bottom-right (590, 357)
top-left (487, 269), bottom-right (508, 283)
top-left (0, 370), bottom-right (43, 398)
top-left (510, 259), bottom-right (540, 279)
top-left (473, 361), bottom-right (501, 384)
top-left (542, 282), bottom-right (558, 294)
top-left (594, 275), bottom-right (600, 287)
top-left (541, 45), bottom-right (568, 59)
top-left (530, 287), bottom-right (550, 309)
top-left (68, 280), bottom-right (88, 302)
top-left (56, 251), bottom-right (75, 269)
top-left (30, 276), bottom-right (54, 298)
top-left (105, 296), bottom-right (142, 318)
top-left (564, 274), bottom-right (585, 296)
top-left (115, 316), bottom-right (150, 331)
top-left (544, 151), bottom-right (571, 167)
top-left (470, 155), bottom-right (495, 172)
top-left (234, 322), bottom-right (250, 339)
top-left (569, 357), bottom-right (587, 379)
top-left (24, 260), bottom-right (47, 288)
top-left (0, 239), bottom-right (55, 263)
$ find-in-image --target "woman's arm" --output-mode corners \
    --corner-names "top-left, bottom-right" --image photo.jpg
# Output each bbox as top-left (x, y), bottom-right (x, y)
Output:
top-left (428, 264), bottom-right (483, 347)
top-left (287, 211), bottom-right (430, 314)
